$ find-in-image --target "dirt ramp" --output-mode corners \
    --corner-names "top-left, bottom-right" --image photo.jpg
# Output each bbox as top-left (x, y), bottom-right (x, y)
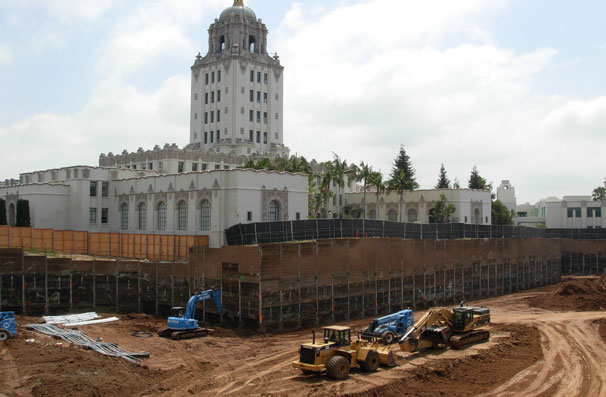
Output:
top-left (527, 276), bottom-right (606, 311)
top-left (342, 324), bottom-right (542, 397)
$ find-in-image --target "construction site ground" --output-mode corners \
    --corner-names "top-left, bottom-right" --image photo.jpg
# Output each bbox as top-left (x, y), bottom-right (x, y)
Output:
top-left (1, 276), bottom-right (605, 397)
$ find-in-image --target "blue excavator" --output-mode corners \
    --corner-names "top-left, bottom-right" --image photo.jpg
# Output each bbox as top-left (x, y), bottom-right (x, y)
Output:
top-left (158, 289), bottom-right (225, 340)
top-left (0, 311), bottom-right (17, 341)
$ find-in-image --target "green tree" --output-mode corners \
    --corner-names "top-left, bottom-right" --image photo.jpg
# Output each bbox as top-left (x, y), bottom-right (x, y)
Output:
top-left (331, 153), bottom-right (347, 218)
top-left (0, 199), bottom-right (6, 225)
top-left (592, 178), bottom-right (606, 201)
top-left (429, 193), bottom-right (456, 223)
top-left (356, 161), bottom-right (373, 219)
top-left (15, 199), bottom-right (31, 227)
top-left (368, 171), bottom-right (384, 220)
top-left (390, 145), bottom-right (418, 190)
top-left (491, 200), bottom-right (514, 225)
top-left (387, 170), bottom-right (415, 222)
top-left (468, 166), bottom-right (492, 191)
top-left (453, 178), bottom-right (460, 189)
top-left (435, 163), bottom-right (451, 189)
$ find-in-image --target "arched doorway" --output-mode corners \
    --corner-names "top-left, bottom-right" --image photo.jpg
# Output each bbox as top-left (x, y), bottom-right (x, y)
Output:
top-left (8, 203), bottom-right (15, 226)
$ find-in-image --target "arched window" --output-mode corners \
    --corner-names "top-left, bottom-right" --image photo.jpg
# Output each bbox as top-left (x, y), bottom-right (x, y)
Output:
top-left (351, 209), bottom-right (361, 219)
top-left (120, 203), bottom-right (128, 230)
top-left (137, 203), bottom-right (147, 230)
top-left (157, 202), bottom-right (166, 230)
top-left (200, 200), bottom-right (211, 231)
top-left (368, 209), bottom-right (377, 220)
top-left (407, 209), bottom-right (417, 223)
top-left (8, 203), bottom-right (15, 226)
top-left (249, 35), bottom-right (256, 53)
top-left (178, 202), bottom-right (188, 231)
top-left (268, 200), bottom-right (280, 222)
top-left (387, 209), bottom-right (398, 222)
top-left (219, 35), bottom-right (225, 52)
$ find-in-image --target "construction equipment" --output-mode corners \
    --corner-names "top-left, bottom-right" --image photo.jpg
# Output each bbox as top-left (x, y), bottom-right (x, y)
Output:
top-left (398, 304), bottom-right (490, 352)
top-left (158, 289), bottom-right (224, 340)
top-left (292, 325), bottom-right (396, 380)
top-left (361, 309), bottom-right (414, 344)
top-left (0, 311), bottom-right (17, 341)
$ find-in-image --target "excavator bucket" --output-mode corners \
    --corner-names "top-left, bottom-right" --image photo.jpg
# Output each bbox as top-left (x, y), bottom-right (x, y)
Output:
top-left (420, 326), bottom-right (451, 344)
top-left (377, 346), bottom-right (397, 367)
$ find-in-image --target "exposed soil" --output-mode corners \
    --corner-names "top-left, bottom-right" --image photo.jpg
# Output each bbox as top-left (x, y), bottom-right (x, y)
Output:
top-left (2, 277), bottom-right (606, 397)
top-left (526, 276), bottom-right (606, 311)
top-left (343, 324), bottom-right (542, 397)
top-left (596, 319), bottom-right (606, 344)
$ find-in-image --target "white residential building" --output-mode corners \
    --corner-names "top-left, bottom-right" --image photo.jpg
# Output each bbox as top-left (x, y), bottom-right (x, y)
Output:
top-left (341, 189), bottom-right (492, 224)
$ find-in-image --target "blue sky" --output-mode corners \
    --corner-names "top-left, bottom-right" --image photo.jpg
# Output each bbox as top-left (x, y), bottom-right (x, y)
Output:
top-left (1, 0), bottom-right (605, 204)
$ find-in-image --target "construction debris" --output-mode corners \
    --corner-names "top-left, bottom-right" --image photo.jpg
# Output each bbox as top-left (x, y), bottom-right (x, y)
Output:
top-left (43, 312), bottom-right (100, 324)
top-left (62, 317), bottom-right (119, 327)
top-left (26, 324), bottom-right (149, 364)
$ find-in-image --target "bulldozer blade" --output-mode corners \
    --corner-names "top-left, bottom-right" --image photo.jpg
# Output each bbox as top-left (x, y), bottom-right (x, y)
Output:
top-left (379, 349), bottom-right (397, 367)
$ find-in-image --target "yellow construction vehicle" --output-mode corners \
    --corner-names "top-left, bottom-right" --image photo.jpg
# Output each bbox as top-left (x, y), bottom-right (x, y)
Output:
top-left (292, 325), bottom-right (396, 380)
top-left (398, 304), bottom-right (490, 352)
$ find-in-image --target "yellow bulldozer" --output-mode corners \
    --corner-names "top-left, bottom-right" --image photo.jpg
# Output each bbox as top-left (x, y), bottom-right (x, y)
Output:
top-left (398, 304), bottom-right (490, 352)
top-left (292, 325), bottom-right (396, 380)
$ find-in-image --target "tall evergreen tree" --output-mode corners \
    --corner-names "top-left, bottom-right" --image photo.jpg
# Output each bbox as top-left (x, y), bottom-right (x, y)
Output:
top-left (0, 199), bottom-right (6, 225)
top-left (491, 200), bottom-right (514, 225)
top-left (592, 177), bottom-right (606, 201)
top-left (390, 145), bottom-right (418, 189)
top-left (468, 166), bottom-right (491, 191)
top-left (15, 199), bottom-right (31, 227)
top-left (435, 163), bottom-right (451, 189)
top-left (453, 178), bottom-right (460, 189)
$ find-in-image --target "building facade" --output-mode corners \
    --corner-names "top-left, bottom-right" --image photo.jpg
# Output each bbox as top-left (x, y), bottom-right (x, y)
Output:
top-left (341, 188), bottom-right (492, 224)
top-left (516, 196), bottom-right (605, 229)
top-left (0, 166), bottom-right (308, 248)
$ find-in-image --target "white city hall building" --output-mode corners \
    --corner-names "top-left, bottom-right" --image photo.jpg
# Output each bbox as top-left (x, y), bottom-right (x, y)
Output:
top-left (0, 1), bottom-right (304, 248)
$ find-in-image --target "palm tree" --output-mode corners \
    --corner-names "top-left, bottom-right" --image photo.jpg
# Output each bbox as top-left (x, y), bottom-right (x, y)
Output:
top-left (357, 161), bottom-right (373, 219)
top-left (368, 171), bottom-right (384, 219)
top-left (387, 170), bottom-right (414, 222)
top-left (331, 153), bottom-right (347, 218)
top-left (319, 161), bottom-right (334, 218)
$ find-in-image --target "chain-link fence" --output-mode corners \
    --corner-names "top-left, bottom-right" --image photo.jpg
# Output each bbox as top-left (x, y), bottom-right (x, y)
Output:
top-left (225, 219), bottom-right (606, 245)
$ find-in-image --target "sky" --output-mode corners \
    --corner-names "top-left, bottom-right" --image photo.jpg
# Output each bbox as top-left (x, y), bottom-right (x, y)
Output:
top-left (1, 0), bottom-right (605, 204)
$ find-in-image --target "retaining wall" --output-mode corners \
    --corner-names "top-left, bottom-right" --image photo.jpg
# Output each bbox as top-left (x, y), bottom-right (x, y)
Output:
top-left (3, 238), bottom-right (605, 331)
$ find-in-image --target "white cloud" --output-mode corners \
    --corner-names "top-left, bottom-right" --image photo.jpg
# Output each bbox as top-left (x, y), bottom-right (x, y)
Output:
top-left (97, 0), bottom-right (225, 78)
top-left (0, 76), bottom-right (190, 176)
top-left (0, 0), bottom-right (118, 21)
top-left (0, 44), bottom-right (13, 63)
top-left (273, 0), bottom-right (606, 203)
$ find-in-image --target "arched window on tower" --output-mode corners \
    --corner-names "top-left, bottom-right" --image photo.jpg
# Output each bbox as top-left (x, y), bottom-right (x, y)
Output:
top-left (178, 201), bottom-right (188, 231)
top-left (268, 200), bottom-right (280, 222)
top-left (219, 35), bottom-right (225, 52)
top-left (249, 35), bottom-right (256, 53)
top-left (200, 200), bottom-right (211, 231)
top-left (138, 202), bottom-right (147, 230)
top-left (157, 202), bottom-right (166, 230)
top-left (120, 203), bottom-right (128, 230)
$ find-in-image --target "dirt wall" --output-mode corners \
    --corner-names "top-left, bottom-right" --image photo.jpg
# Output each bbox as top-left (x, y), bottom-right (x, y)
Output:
top-left (3, 238), bottom-right (605, 330)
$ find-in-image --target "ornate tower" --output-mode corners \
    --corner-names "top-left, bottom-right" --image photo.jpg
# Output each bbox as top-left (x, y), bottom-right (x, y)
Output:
top-left (189, 0), bottom-right (288, 157)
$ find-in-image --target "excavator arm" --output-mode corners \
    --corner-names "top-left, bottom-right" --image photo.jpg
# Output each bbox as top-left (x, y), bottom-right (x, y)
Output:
top-left (397, 308), bottom-right (453, 352)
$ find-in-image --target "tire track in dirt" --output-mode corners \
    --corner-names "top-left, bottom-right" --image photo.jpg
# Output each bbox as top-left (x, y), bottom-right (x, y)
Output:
top-left (482, 312), bottom-right (606, 396)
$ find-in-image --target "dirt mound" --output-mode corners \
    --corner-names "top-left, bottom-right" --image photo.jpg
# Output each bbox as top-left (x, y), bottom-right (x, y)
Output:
top-left (1, 334), bottom-right (173, 397)
top-left (342, 324), bottom-right (542, 397)
top-left (527, 276), bottom-right (606, 311)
